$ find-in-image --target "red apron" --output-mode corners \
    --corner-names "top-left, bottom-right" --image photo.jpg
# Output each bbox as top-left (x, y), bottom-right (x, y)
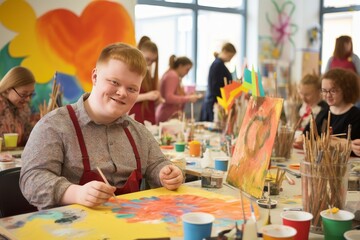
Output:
top-left (66, 105), bottom-right (142, 195)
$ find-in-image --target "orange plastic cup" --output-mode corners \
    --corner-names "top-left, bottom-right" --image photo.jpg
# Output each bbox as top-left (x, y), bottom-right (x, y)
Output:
top-left (189, 140), bottom-right (201, 157)
top-left (262, 224), bottom-right (297, 240)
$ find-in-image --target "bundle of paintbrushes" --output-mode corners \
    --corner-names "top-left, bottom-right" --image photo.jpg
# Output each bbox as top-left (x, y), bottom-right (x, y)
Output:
top-left (272, 124), bottom-right (296, 161)
top-left (39, 76), bottom-right (62, 118)
top-left (301, 112), bottom-right (352, 233)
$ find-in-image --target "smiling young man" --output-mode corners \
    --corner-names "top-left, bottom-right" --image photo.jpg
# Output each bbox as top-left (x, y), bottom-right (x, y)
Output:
top-left (0, 66), bottom-right (37, 146)
top-left (20, 43), bottom-right (184, 210)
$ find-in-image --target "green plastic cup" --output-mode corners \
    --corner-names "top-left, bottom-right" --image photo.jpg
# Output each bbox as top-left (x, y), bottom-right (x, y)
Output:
top-left (175, 142), bottom-right (186, 152)
top-left (320, 210), bottom-right (354, 240)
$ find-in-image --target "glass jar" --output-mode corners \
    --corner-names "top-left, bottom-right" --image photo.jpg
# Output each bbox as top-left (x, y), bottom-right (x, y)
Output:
top-left (211, 170), bottom-right (224, 188)
top-left (301, 161), bottom-right (350, 234)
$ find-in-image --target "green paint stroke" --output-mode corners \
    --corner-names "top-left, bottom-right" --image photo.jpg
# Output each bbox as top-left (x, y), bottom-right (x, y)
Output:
top-left (116, 213), bottom-right (136, 219)
top-left (0, 43), bottom-right (24, 79)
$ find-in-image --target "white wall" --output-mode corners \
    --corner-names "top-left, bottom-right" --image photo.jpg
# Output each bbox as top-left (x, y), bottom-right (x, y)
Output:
top-left (247, 0), bottom-right (320, 84)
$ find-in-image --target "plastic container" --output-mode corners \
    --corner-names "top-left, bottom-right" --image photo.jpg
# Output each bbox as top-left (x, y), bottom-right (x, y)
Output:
top-left (301, 161), bottom-right (350, 234)
top-left (211, 170), bottom-right (224, 188)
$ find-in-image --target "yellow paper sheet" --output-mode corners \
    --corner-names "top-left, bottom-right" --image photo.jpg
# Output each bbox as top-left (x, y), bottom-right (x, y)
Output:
top-left (0, 186), bottom-right (259, 240)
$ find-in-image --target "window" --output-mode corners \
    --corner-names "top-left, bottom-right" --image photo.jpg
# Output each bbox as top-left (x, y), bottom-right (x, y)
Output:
top-left (198, 0), bottom-right (244, 8)
top-left (323, 0), bottom-right (360, 8)
top-left (135, 5), bottom-right (193, 83)
top-left (135, 0), bottom-right (245, 89)
top-left (197, 10), bottom-right (243, 87)
top-left (320, 3), bottom-right (360, 73)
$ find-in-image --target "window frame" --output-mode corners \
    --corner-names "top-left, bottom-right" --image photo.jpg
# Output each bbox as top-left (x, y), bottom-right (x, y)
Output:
top-left (136, 0), bottom-right (246, 88)
top-left (319, 0), bottom-right (360, 71)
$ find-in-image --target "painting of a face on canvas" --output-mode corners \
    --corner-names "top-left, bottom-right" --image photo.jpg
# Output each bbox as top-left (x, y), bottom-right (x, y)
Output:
top-left (226, 96), bottom-right (283, 199)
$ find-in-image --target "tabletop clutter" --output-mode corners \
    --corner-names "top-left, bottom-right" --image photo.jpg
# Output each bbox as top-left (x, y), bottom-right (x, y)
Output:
top-left (153, 116), bottom-right (360, 240)
top-left (0, 133), bottom-right (20, 171)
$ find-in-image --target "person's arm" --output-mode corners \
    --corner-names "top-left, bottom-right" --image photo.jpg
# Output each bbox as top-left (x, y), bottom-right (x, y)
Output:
top-left (351, 53), bottom-right (360, 75)
top-left (135, 90), bottom-right (161, 103)
top-left (20, 111), bottom-right (116, 209)
top-left (20, 115), bottom-right (72, 209)
top-left (162, 72), bottom-right (193, 104)
top-left (159, 165), bottom-right (184, 190)
top-left (138, 124), bottom-right (184, 188)
top-left (60, 181), bottom-right (116, 207)
top-left (351, 139), bottom-right (360, 157)
top-left (325, 57), bottom-right (333, 72)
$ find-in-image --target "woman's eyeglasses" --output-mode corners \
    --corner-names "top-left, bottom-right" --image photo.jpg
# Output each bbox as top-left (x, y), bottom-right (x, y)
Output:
top-left (12, 88), bottom-right (36, 99)
top-left (321, 88), bottom-right (339, 95)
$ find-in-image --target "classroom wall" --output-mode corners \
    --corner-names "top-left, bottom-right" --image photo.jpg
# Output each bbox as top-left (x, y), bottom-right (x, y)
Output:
top-left (0, 0), bottom-right (136, 110)
top-left (247, 0), bottom-right (320, 85)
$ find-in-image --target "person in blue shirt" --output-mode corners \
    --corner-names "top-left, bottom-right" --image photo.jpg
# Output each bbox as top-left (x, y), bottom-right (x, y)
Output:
top-left (200, 42), bottom-right (237, 122)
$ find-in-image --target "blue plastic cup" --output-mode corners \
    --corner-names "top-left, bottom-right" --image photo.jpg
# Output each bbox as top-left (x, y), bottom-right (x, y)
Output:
top-left (181, 212), bottom-right (215, 240)
top-left (214, 157), bottom-right (229, 171)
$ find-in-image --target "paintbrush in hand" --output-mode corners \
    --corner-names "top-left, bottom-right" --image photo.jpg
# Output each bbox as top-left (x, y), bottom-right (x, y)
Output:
top-left (96, 167), bottom-right (120, 205)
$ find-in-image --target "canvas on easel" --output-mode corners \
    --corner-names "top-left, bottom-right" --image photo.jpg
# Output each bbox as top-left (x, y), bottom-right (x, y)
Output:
top-left (226, 96), bottom-right (283, 199)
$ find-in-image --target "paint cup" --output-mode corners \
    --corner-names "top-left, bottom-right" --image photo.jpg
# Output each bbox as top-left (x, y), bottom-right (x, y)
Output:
top-left (182, 212), bottom-right (214, 240)
top-left (344, 230), bottom-right (360, 240)
top-left (320, 210), bottom-right (354, 240)
top-left (262, 224), bottom-right (297, 240)
top-left (189, 140), bottom-right (201, 157)
top-left (214, 156), bottom-right (229, 171)
top-left (3, 133), bottom-right (18, 148)
top-left (281, 211), bottom-right (313, 240)
top-left (175, 142), bottom-right (186, 152)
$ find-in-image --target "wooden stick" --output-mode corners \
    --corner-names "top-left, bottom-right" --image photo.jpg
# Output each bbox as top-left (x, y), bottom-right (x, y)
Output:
top-left (330, 133), bottom-right (346, 137)
top-left (273, 72), bottom-right (277, 97)
top-left (96, 167), bottom-right (120, 204)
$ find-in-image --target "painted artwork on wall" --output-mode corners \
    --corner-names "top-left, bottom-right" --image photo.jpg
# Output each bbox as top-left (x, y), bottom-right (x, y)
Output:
top-left (258, 0), bottom-right (298, 62)
top-left (0, 186), bottom-right (259, 240)
top-left (0, 0), bottom-right (135, 111)
top-left (226, 96), bottom-right (283, 199)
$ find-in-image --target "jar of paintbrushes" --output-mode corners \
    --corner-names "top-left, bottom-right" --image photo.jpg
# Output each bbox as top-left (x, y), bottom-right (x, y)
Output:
top-left (300, 120), bottom-right (352, 234)
top-left (271, 124), bottom-right (295, 162)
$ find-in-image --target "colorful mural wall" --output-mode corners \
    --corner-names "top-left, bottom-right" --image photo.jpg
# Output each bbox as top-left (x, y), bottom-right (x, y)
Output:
top-left (0, 0), bottom-right (136, 111)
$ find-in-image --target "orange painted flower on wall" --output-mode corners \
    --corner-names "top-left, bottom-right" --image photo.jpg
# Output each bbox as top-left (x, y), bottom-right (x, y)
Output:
top-left (0, 0), bottom-right (135, 92)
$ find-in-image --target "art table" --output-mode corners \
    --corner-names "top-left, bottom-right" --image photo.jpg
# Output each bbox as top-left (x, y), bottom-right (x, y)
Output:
top-left (0, 185), bottom-right (259, 240)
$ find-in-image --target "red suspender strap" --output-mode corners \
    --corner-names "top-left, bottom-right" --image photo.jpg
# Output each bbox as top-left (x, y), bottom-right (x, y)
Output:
top-left (123, 123), bottom-right (142, 177)
top-left (66, 105), bottom-right (91, 171)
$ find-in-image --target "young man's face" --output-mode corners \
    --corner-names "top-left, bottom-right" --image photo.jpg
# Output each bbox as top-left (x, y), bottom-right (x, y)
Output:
top-left (91, 59), bottom-right (142, 120)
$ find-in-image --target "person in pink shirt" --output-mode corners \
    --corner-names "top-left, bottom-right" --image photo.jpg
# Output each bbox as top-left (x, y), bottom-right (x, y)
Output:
top-left (155, 55), bottom-right (201, 123)
top-left (325, 35), bottom-right (360, 75)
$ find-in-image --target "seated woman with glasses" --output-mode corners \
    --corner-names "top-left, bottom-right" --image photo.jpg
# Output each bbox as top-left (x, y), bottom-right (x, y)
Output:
top-left (0, 66), bottom-right (37, 147)
top-left (294, 68), bottom-right (360, 149)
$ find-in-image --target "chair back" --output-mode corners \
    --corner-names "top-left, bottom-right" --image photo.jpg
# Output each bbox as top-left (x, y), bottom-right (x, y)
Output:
top-left (0, 167), bottom-right (37, 218)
